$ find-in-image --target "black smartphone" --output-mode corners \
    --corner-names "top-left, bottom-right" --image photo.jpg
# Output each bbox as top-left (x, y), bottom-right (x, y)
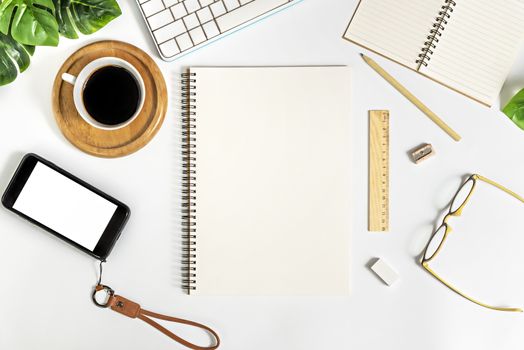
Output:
top-left (2, 154), bottom-right (130, 260)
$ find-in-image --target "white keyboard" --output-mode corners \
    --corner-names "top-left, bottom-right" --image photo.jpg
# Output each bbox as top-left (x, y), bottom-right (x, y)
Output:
top-left (136, 0), bottom-right (298, 60)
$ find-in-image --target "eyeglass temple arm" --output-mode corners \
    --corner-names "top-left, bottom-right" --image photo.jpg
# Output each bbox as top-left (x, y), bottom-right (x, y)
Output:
top-left (477, 175), bottom-right (524, 204)
top-left (422, 262), bottom-right (523, 312)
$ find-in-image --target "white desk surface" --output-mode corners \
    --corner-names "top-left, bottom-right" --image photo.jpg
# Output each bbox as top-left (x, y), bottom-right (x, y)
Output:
top-left (2, 1), bottom-right (524, 349)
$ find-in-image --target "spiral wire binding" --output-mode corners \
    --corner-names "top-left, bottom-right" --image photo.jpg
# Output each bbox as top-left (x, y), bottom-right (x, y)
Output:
top-left (416, 0), bottom-right (456, 70)
top-left (181, 71), bottom-right (197, 292)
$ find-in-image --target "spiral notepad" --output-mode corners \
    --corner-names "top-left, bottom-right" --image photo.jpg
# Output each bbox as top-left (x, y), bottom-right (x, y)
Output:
top-left (344, 0), bottom-right (524, 106)
top-left (180, 67), bottom-right (351, 296)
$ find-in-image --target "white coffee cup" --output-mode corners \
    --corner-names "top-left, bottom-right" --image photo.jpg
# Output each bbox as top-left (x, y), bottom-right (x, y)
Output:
top-left (61, 57), bottom-right (145, 130)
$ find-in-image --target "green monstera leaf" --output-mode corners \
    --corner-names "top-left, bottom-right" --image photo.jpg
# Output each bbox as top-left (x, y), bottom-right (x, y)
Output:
top-left (503, 88), bottom-right (524, 131)
top-left (0, 0), bottom-right (120, 86)
top-left (54, 0), bottom-right (121, 39)
top-left (0, 0), bottom-right (59, 46)
top-left (0, 31), bottom-right (34, 85)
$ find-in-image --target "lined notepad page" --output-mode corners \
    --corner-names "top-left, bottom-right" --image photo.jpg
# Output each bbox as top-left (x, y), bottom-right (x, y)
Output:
top-left (344, 0), bottom-right (443, 69)
top-left (420, 0), bottom-right (524, 106)
top-left (191, 67), bottom-right (351, 296)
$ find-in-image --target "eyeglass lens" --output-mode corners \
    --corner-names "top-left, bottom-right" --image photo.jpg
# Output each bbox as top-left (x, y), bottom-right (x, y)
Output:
top-left (450, 177), bottom-right (475, 214)
top-left (424, 224), bottom-right (447, 261)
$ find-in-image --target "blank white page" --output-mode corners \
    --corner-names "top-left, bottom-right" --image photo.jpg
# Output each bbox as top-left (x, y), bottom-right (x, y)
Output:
top-left (191, 67), bottom-right (351, 295)
top-left (420, 0), bottom-right (524, 106)
top-left (344, 0), bottom-right (443, 69)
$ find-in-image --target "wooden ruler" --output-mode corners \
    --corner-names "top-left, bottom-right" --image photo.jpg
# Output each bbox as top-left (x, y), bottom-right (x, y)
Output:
top-left (369, 110), bottom-right (389, 232)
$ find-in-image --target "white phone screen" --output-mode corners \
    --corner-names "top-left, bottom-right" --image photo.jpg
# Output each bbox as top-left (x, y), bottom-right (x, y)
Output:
top-left (12, 161), bottom-right (118, 251)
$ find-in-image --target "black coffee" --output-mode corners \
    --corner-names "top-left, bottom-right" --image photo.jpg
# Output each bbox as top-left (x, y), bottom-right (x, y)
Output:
top-left (83, 66), bottom-right (140, 126)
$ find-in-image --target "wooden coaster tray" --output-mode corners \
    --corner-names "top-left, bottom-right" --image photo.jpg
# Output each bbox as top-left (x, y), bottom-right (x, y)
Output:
top-left (52, 40), bottom-right (167, 158)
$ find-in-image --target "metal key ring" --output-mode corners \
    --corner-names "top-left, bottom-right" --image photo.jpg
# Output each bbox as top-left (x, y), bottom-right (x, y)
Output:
top-left (92, 285), bottom-right (115, 308)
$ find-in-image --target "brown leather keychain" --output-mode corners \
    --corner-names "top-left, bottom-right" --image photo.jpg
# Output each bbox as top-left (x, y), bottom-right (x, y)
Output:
top-left (92, 262), bottom-right (220, 350)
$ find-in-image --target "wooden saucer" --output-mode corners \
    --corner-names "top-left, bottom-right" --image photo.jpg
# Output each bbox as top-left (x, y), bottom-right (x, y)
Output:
top-left (52, 40), bottom-right (167, 158)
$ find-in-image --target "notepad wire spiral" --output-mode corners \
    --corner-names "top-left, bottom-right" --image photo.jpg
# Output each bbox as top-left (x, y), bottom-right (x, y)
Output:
top-left (416, 0), bottom-right (456, 69)
top-left (181, 72), bottom-right (197, 292)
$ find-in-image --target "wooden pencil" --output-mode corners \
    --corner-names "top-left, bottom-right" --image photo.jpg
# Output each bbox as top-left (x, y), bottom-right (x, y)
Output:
top-left (361, 53), bottom-right (461, 142)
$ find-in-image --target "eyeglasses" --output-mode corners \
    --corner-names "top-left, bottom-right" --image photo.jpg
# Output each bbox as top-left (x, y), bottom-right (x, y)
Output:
top-left (421, 174), bottom-right (524, 312)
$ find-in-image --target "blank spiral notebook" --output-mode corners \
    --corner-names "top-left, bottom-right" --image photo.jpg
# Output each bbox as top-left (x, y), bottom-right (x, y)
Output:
top-left (181, 66), bottom-right (351, 296)
top-left (343, 0), bottom-right (524, 106)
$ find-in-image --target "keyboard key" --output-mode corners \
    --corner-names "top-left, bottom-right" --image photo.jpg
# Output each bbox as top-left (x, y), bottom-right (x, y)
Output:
top-left (203, 20), bottom-right (220, 38)
top-left (176, 32), bottom-right (194, 51)
top-left (216, 0), bottom-right (287, 32)
top-left (153, 19), bottom-right (185, 43)
top-left (147, 9), bottom-right (173, 30)
top-left (183, 13), bottom-right (200, 30)
top-left (239, 0), bottom-right (254, 4)
top-left (200, 0), bottom-right (214, 6)
top-left (223, 0), bottom-right (240, 11)
top-left (159, 39), bottom-right (180, 57)
top-left (189, 26), bottom-right (206, 44)
top-left (170, 3), bottom-right (187, 19)
top-left (141, 0), bottom-right (165, 17)
top-left (163, 0), bottom-right (177, 6)
top-left (184, 0), bottom-right (201, 13)
top-left (197, 7), bottom-right (213, 23)
top-left (210, 1), bottom-right (226, 17)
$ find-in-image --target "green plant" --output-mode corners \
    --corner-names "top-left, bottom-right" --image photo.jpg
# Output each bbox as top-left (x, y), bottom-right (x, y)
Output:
top-left (503, 88), bottom-right (524, 130)
top-left (0, 0), bottom-right (121, 86)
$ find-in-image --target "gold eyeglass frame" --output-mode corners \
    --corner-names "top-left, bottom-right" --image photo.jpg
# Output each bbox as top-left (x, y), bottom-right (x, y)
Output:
top-left (421, 174), bottom-right (524, 312)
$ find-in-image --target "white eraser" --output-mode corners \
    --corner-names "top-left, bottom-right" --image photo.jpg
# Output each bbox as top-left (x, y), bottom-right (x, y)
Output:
top-left (370, 258), bottom-right (399, 286)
